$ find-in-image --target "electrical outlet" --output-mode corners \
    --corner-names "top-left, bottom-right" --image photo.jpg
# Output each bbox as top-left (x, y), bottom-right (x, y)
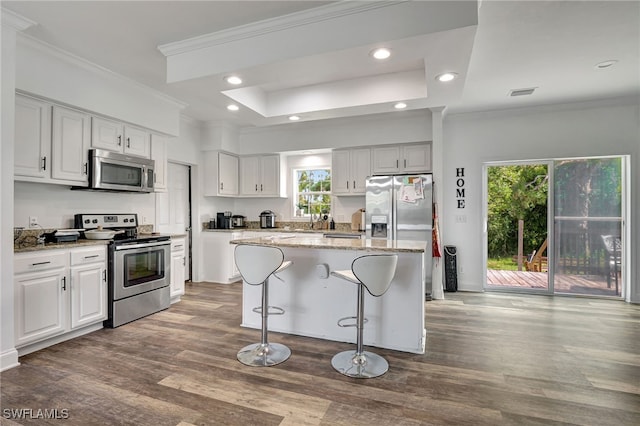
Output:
top-left (29, 216), bottom-right (39, 228)
top-left (455, 215), bottom-right (467, 223)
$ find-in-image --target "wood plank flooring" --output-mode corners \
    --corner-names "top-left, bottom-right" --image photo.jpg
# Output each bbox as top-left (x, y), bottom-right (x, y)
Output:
top-left (2, 282), bottom-right (639, 425)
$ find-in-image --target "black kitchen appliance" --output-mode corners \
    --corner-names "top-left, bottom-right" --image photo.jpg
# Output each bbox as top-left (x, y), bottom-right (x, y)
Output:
top-left (259, 210), bottom-right (276, 228)
top-left (74, 213), bottom-right (171, 327)
top-left (216, 211), bottom-right (233, 229)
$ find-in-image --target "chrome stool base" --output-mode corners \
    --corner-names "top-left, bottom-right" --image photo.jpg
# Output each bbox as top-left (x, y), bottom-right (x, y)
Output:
top-left (237, 342), bottom-right (291, 367)
top-left (331, 350), bottom-right (389, 378)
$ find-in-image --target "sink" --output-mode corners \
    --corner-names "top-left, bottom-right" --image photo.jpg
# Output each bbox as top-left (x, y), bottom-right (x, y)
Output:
top-left (322, 233), bottom-right (362, 239)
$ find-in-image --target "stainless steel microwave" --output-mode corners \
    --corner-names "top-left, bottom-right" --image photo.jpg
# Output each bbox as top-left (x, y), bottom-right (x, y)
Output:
top-left (88, 149), bottom-right (154, 193)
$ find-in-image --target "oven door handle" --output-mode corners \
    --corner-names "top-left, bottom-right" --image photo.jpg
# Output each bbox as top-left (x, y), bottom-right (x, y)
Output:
top-left (114, 241), bottom-right (170, 250)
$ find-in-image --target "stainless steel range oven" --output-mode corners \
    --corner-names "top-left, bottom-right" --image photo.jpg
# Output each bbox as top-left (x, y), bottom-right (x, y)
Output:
top-left (75, 213), bottom-right (171, 328)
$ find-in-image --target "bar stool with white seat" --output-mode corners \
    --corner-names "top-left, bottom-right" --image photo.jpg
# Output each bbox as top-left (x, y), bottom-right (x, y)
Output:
top-left (330, 254), bottom-right (398, 378)
top-left (235, 244), bottom-right (293, 367)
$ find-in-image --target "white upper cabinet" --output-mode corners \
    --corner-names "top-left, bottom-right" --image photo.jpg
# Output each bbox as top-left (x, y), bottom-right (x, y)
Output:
top-left (240, 154), bottom-right (280, 197)
top-left (332, 148), bottom-right (371, 195)
top-left (372, 143), bottom-right (431, 175)
top-left (203, 151), bottom-right (239, 196)
top-left (14, 94), bottom-right (52, 180)
top-left (123, 125), bottom-right (151, 158)
top-left (91, 116), bottom-right (150, 158)
top-left (150, 134), bottom-right (168, 191)
top-left (51, 105), bottom-right (91, 184)
top-left (91, 116), bottom-right (123, 152)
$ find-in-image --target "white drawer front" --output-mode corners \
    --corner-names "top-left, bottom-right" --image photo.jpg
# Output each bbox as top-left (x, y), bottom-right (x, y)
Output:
top-left (15, 250), bottom-right (67, 274)
top-left (70, 246), bottom-right (106, 266)
top-left (171, 238), bottom-right (186, 252)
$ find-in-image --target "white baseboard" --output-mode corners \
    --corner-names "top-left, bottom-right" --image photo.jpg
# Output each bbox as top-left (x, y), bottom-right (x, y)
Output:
top-left (0, 348), bottom-right (20, 372)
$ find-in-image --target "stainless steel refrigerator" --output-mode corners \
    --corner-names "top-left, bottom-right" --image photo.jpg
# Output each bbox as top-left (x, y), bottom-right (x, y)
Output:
top-left (365, 174), bottom-right (433, 297)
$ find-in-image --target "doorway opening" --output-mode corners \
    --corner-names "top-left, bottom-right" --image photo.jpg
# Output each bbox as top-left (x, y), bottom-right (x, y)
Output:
top-left (485, 162), bottom-right (550, 293)
top-left (485, 157), bottom-right (625, 298)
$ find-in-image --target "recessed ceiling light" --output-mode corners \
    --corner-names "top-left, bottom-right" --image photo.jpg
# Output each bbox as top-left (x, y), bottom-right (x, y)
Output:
top-left (227, 104), bottom-right (239, 111)
top-left (394, 102), bottom-right (407, 109)
top-left (595, 60), bottom-right (618, 69)
top-left (436, 72), bottom-right (458, 82)
top-left (370, 48), bottom-right (391, 60)
top-left (289, 115), bottom-right (300, 121)
top-left (225, 75), bottom-right (242, 85)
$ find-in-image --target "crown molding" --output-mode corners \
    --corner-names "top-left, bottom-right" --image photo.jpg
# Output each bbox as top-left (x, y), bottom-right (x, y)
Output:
top-left (17, 33), bottom-right (187, 109)
top-left (158, 0), bottom-right (406, 57)
top-left (1, 7), bottom-right (37, 31)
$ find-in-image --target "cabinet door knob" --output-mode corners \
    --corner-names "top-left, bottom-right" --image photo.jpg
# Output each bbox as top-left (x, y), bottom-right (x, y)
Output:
top-left (255, 184), bottom-right (258, 192)
top-left (220, 182), bottom-right (224, 190)
top-left (118, 135), bottom-right (122, 146)
top-left (260, 184), bottom-right (263, 192)
top-left (126, 137), bottom-right (131, 148)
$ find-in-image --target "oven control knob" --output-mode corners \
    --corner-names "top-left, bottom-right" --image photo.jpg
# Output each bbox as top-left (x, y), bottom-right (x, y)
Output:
top-left (84, 219), bottom-right (90, 224)
top-left (124, 219), bottom-right (129, 223)
top-left (92, 219), bottom-right (98, 223)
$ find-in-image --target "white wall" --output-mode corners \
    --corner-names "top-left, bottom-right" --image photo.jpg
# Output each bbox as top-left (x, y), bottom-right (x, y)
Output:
top-left (16, 35), bottom-right (184, 136)
top-left (228, 110), bottom-right (433, 223)
top-left (14, 182), bottom-right (156, 229)
top-left (442, 97), bottom-right (639, 302)
top-left (1, 14), bottom-right (22, 371)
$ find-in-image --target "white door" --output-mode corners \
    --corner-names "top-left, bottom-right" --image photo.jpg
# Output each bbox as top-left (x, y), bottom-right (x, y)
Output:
top-left (156, 162), bottom-right (191, 280)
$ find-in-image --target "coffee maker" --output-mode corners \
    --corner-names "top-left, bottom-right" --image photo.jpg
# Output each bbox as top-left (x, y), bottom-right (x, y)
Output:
top-left (216, 211), bottom-right (233, 229)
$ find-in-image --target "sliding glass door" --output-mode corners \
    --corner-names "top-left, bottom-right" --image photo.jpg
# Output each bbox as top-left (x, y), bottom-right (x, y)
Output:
top-left (485, 162), bottom-right (550, 292)
top-left (485, 156), bottom-right (625, 298)
top-left (553, 158), bottom-right (623, 297)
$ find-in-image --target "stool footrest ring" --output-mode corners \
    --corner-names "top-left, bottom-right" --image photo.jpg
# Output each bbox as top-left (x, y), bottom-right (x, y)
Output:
top-left (337, 316), bottom-right (368, 328)
top-left (252, 305), bottom-right (285, 316)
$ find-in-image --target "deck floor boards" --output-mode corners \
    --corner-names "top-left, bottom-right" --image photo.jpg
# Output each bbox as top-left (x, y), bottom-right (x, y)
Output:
top-left (487, 269), bottom-right (621, 296)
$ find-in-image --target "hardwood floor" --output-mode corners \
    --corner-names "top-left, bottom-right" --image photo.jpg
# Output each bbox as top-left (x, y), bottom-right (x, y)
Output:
top-left (2, 282), bottom-right (639, 425)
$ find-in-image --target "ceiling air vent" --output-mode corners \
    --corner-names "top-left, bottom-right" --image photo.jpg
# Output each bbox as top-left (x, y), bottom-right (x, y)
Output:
top-left (509, 87), bottom-right (536, 97)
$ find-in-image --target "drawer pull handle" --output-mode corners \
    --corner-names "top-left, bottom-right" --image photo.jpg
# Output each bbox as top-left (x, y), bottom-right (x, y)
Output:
top-left (41, 156), bottom-right (47, 171)
top-left (62, 276), bottom-right (66, 291)
top-left (84, 255), bottom-right (99, 259)
top-left (32, 261), bottom-right (51, 266)
top-left (118, 135), bottom-right (122, 146)
top-left (103, 270), bottom-right (107, 282)
top-left (174, 245), bottom-right (183, 249)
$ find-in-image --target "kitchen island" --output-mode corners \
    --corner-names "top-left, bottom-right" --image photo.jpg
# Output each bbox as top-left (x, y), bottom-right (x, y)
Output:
top-left (230, 235), bottom-right (427, 354)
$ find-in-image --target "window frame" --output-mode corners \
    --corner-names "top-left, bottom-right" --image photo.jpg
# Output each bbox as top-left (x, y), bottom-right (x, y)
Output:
top-left (292, 166), bottom-right (332, 219)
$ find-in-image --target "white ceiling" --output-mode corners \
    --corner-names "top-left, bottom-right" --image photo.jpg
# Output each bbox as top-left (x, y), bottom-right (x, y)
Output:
top-left (3, 1), bottom-right (639, 129)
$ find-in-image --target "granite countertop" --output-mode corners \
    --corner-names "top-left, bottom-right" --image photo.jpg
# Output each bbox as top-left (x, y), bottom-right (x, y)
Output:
top-left (230, 235), bottom-right (426, 253)
top-left (204, 227), bottom-right (364, 235)
top-left (15, 231), bottom-right (184, 253)
top-left (14, 239), bottom-right (109, 254)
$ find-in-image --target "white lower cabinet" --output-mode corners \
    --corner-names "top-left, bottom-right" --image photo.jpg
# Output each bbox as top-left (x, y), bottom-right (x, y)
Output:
top-left (201, 232), bottom-right (244, 284)
top-left (14, 251), bottom-right (67, 347)
top-left (14, 246), bottom-right (107, 351)
top-left (69, 247), bottom-right (107, 329)
top-left (170, 237), bottom-right (186, 301)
